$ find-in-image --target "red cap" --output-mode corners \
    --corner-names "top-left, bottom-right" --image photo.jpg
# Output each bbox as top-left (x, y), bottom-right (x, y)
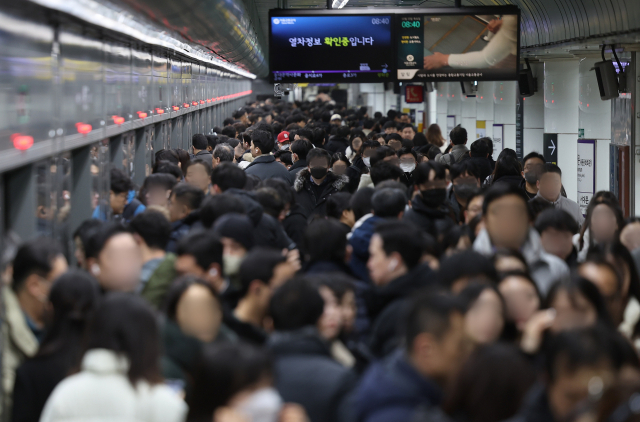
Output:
top-left (277, 131), bottom-right (290, 143)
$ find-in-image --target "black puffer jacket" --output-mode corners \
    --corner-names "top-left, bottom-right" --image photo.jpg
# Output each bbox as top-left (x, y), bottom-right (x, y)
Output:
top-left (293, 169), bottom-right (349, 219)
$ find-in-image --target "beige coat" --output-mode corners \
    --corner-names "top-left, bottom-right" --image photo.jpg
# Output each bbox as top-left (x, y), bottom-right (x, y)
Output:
top-left (1, 287), bottom-right (38, 421)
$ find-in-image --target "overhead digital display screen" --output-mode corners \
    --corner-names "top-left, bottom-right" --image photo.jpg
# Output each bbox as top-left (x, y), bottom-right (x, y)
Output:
top-left (269, 14), bottom-right (394, 83)
top-left (396, 13), bottom-right (519, 82)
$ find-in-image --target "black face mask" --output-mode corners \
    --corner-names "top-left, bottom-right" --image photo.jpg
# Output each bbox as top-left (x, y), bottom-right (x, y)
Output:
top-left (524, 172), bottom-right (538, 185)
top-left (420, 188), bottom-right (447, 208)
top-left (453, 184), bottom-right (476, 201)
top-left (310, 167), bottom-right (328, 180)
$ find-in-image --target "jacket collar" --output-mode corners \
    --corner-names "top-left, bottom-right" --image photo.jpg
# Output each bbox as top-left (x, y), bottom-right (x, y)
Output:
top-left (474, 227), bottom-right (545, 264)
top-left (82, 349), bottom-right (130, 375)
top-left (267, 326), bottom-right (332, 357)
top-left (247, 155), bottom-right (276, 166)
top-left (294, 168), bottom-right (348, 193)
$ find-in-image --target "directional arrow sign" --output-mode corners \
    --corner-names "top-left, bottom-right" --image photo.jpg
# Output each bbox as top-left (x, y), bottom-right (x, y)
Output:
top-left (543, 133), bottom-right (558, 164)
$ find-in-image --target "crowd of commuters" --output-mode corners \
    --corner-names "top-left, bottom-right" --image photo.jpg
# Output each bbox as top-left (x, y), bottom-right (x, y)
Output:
top-left (4, 96), bottom-right (640, 422)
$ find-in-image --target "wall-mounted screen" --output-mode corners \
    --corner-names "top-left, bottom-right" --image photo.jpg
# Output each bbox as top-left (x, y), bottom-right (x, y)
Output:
top-left (397, 13), bottom-right (519, 81)
top-left (269, 14), bottom-right (394, 83)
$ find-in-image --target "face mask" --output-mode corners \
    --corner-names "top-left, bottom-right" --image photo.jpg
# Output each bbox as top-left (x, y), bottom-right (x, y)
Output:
top-left (420, 188), bottom-right (447, 208)
top-left (235, 387), bottom-right (283, 422)
top-left (363, 157), bottom-right (371, 168)
top-left (310, 167), bottom-right (328, 179)
top-left (279, 144), bottom-right (289, 151)
top-left (524, 172), bottom-right (538, 185)
top-left (345, 146), bottom-right (356, 161)
top-left (453, 184), bottom-right (477, 201)
top-left (400, 163), bottom-right (416, 173)
top-left (223, 254), bottom-right (243, 277)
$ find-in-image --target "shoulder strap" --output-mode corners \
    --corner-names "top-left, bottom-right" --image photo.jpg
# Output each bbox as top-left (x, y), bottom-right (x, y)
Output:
top-left (123, 198), bottom-right (142, 221)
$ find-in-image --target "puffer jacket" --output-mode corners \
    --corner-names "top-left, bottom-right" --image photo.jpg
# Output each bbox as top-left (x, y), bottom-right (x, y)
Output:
top-left (294, 169), bottom-right (349, 219)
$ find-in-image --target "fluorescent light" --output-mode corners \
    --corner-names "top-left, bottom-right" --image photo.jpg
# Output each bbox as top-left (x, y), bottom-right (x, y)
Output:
top-left (332, 0), bottom-right (350, 8)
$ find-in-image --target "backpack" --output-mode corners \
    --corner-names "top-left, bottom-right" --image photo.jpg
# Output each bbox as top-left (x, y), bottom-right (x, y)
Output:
top-left (122, 198), bottom-right (143, 222)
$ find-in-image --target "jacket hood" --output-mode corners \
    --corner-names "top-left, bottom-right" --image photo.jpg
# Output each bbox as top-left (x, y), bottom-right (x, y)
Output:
top-left (266, 326), bottom-right (332, 358)
top-left (225, 188), bottom-right (264, 226)
top-left (293, 168), bottom-right (349, 193)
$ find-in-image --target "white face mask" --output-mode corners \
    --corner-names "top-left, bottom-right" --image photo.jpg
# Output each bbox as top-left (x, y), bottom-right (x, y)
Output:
top-left (363, 157), bottom-right (371, 168)
top-left (223, 254), bottom-right (243, 277)
top-left (279, 144), bottom-right (289, 151)
top-left (235, 387), bottom-right (283, 422)
top-left (400, 163), bottom-right (416, 173)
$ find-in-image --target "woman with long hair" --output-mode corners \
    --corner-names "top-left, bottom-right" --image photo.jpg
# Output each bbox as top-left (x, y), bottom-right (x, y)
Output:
top-left (426, 124), bottom-right (447, 153)
top-left (575, 194), bottom-right (625, 261)
top-left (40, 294), bottom-right (187, 422)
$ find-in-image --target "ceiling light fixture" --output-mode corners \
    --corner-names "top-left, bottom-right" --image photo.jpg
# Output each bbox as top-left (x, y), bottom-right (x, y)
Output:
top-left (332, 0), bottom-right (350, 9)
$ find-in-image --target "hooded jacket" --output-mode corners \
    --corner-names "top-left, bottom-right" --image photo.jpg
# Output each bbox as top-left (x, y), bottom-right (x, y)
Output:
top-left (267, 327), bottom-right (357, 422)
top-left (225, 188), bottom-right (294, 250)
top-left (474, 228), bottom-right (569, 295)
top-left (244, 155), bottom-right (293, 184)
top-left (294, 169), bottom-right (349, 219)
top-left (403, 195), bottom-right (456, 239)
top-left (355, 350), bottom-right (443, 422)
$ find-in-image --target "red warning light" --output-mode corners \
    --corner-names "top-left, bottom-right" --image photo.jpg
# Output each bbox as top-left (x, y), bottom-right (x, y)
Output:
top-left (551, 100), bottom-right (554, 104)
top-left (137, 111), bottom-right (148, 119)
top-left (206, 99), bottom-right (212, 103)
top-left (183, 103), bottom-right (190, 108)
top-left (112, 115), bottom-right (124, 125)
top-left (587, 104), bottom-right (589, 107)
top-left (11, 133), bottom-right (34, 151)
top-left (192, 101), bottom-right (198, 106)
top-left (172, 106), bottom-right (180, 111)
top-left (155, 108), bottom-right (165, 115)
top-left (199, 100), bottom-right (205, 105)
top-left (75, 123), bottom-right (92, 135)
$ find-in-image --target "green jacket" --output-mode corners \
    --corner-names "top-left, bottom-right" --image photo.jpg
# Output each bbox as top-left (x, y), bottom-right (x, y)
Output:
top-left (140, 254), bottom-right (177, 311)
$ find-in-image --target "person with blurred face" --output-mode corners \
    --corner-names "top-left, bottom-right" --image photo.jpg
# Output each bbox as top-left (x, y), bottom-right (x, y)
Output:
top-left (175, 231), bottom-right (225, 294)
top-left (474, 184), bottom-right (569, 295)
top-left (89, 223), bottom-right (142, 293)
top-left (498, 271), bottom-right (541, 334)
top-left (184, 159), bottom-right (212, 194)
top-left (535, 208), bottom-right (580, 266)
top-left (464, 192), bottom-right (484, 225)
top-left (520, 152), bottom-right (545, 200)
top-left (535, 164), bottom-right (584, 227)
top-left (142, 173), bottom-right (176, 210)
top-left (213, 214), bottom-right (254, 281)
top-left (578, 258), bottom-right (624, 325)
top-left (460, 284), bottom-right (505, 345)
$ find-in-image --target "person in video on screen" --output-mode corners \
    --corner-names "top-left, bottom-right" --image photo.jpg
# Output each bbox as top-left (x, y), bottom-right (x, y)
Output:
top-left (423, 15), bottom-right (518, 70)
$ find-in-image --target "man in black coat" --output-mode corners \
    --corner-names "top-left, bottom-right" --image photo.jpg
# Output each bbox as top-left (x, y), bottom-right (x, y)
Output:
top-left (293, 148), bottom-right (348, 220)
top-left (403, 161), bottom-right (456, 239)
top-left (245, 129), bottom-right (293, 183)
top-left (267, 278), bottom-right (357, 422)
top-left (288, 138), bottom-right (313, 176)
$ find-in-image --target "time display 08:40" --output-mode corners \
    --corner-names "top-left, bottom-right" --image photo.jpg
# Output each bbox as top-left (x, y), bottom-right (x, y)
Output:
top-left (401, 20), bottom-right (421, 28)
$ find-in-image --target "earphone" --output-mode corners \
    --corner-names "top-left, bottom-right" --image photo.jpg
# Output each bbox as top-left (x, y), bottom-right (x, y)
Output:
top-left (209, 268), bottom-right (218, 277)
top-left (388, 258), bottom-right (398, 272)
top-left (91, 264), bottom-right (100, 276)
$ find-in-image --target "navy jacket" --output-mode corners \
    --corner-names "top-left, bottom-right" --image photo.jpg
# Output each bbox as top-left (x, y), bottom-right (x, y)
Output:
top-left (245, 155), bottom-right (293, 183)
top-left (355, 350), bottom-right (443, 422)
top-left (166, 211), bottom-right (200, 253)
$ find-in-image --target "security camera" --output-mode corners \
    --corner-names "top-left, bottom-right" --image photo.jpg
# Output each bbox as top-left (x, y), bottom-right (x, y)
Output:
top-left (274, 83), bottom-right (284, 98)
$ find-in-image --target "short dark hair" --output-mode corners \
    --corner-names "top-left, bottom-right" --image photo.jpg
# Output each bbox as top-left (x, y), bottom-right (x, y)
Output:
top-left (404, 291), bottom-right (465, 347)
top-left (297, 128), bottom-right (314, 142)
top-left (414, 161), bottom-right (447, 185)
top-left (372, 188), bottom-right (407, 218)
top-left (397, 147), bottom-right (418, 161)
top-left (545, 325), bottom-right (619, 383)
top-left (259, 178), bottom-right (295, 207)
top-left (546, 277), bottom-right (612, 327)
top-left (129, 210), bottom-right (172, 250)
top-left (522, 152), bottom-right (545, 166)
top-left (153, 162), bottom-right (182, 180)
top-left (290, 139), bottom-right (313, 160)
top-left (255, 187), bottom-right (284, 219)
top-left (326, 192), bottom-right (352, 220)
top-left (176, 231), bottom-right (223, 275)
top-left (221, 126), bottom-right (237, 139)
top-left (470, 138), bottom-right (491, 157)
top-left (86, 222), bottom-right (131, 262)
top-left (370, 162), bottom-right (404, 186)
top-left (213, 143), bottom-right (234, 163)
top-left (232, 109), bottom-right (246, 119)
top-left (350, 187), bottom-right (375, 221)
top-left (529, 196), bottom-right (554, 221)
top-left (155, 149), bottom-right (179, 165)
top-left (211, 162), bottom-right (246, 191)
top-left (482, 183), bottom-right (529, 218)
top-left (371, 146), bottom-right (396, 167)
top-left (363, 119), bottom-right (375, 129)
top-left (192, 134), bottom-right (208, 150)
top-left (303, 219), bottom-right (350, 264)
top-left (540, 163), bottom-right (562, 177)
top-left (375, 221), bottom-right (425, 269)
top-left (110, 168), bottom-right (133, 194)
top-left (270, 278), bottom-right (325, 331)
top-left (450, 125), bottom-right (467, 145)
top-left (142, 173), bottom-right (177, 193)
top-left (185, 158), bottom-right (212, 176)
top-left (251, 130), bottom-right (274, 154)
top-left (401, 125), bottom-right (416, 134)
top-left (164, 275), bottom-right (219, 320)
top-left (73, 220), bottom-right (103, 253)
top-left (86, 293), bottom-right (161, 385)
top-left (206, 135), bottom-right (218, 149)
top-left (535, 208), bottom-right (579, 235)
top-left (200, 194), bottom-right (246, 229)
top-left (383, 121), bottom-right (397, 130)
top-left (306, 148), bottom-right (332, 167)
top-left (223, 117), bottom-right (235, 126)
top-left (438, 250), bottom-right (498, 289)
top-left (238, 248), bottom-right (287, 297)
top-left (450, 160), bottom-right (482, 181)
top-left (12, 238), bottom-right (63, 292)
top-left (172, 183), bottom-right (205, 211)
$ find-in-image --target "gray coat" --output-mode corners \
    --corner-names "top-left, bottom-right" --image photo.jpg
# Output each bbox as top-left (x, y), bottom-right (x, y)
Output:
top-left (435, 144), bottom-right (469, 165)
top-left (244, 155), bottom-right (293, 184)
top-left (474, 228), bottom-right (569, 295)
top-left (534, 193), bottom-right (585, 228)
